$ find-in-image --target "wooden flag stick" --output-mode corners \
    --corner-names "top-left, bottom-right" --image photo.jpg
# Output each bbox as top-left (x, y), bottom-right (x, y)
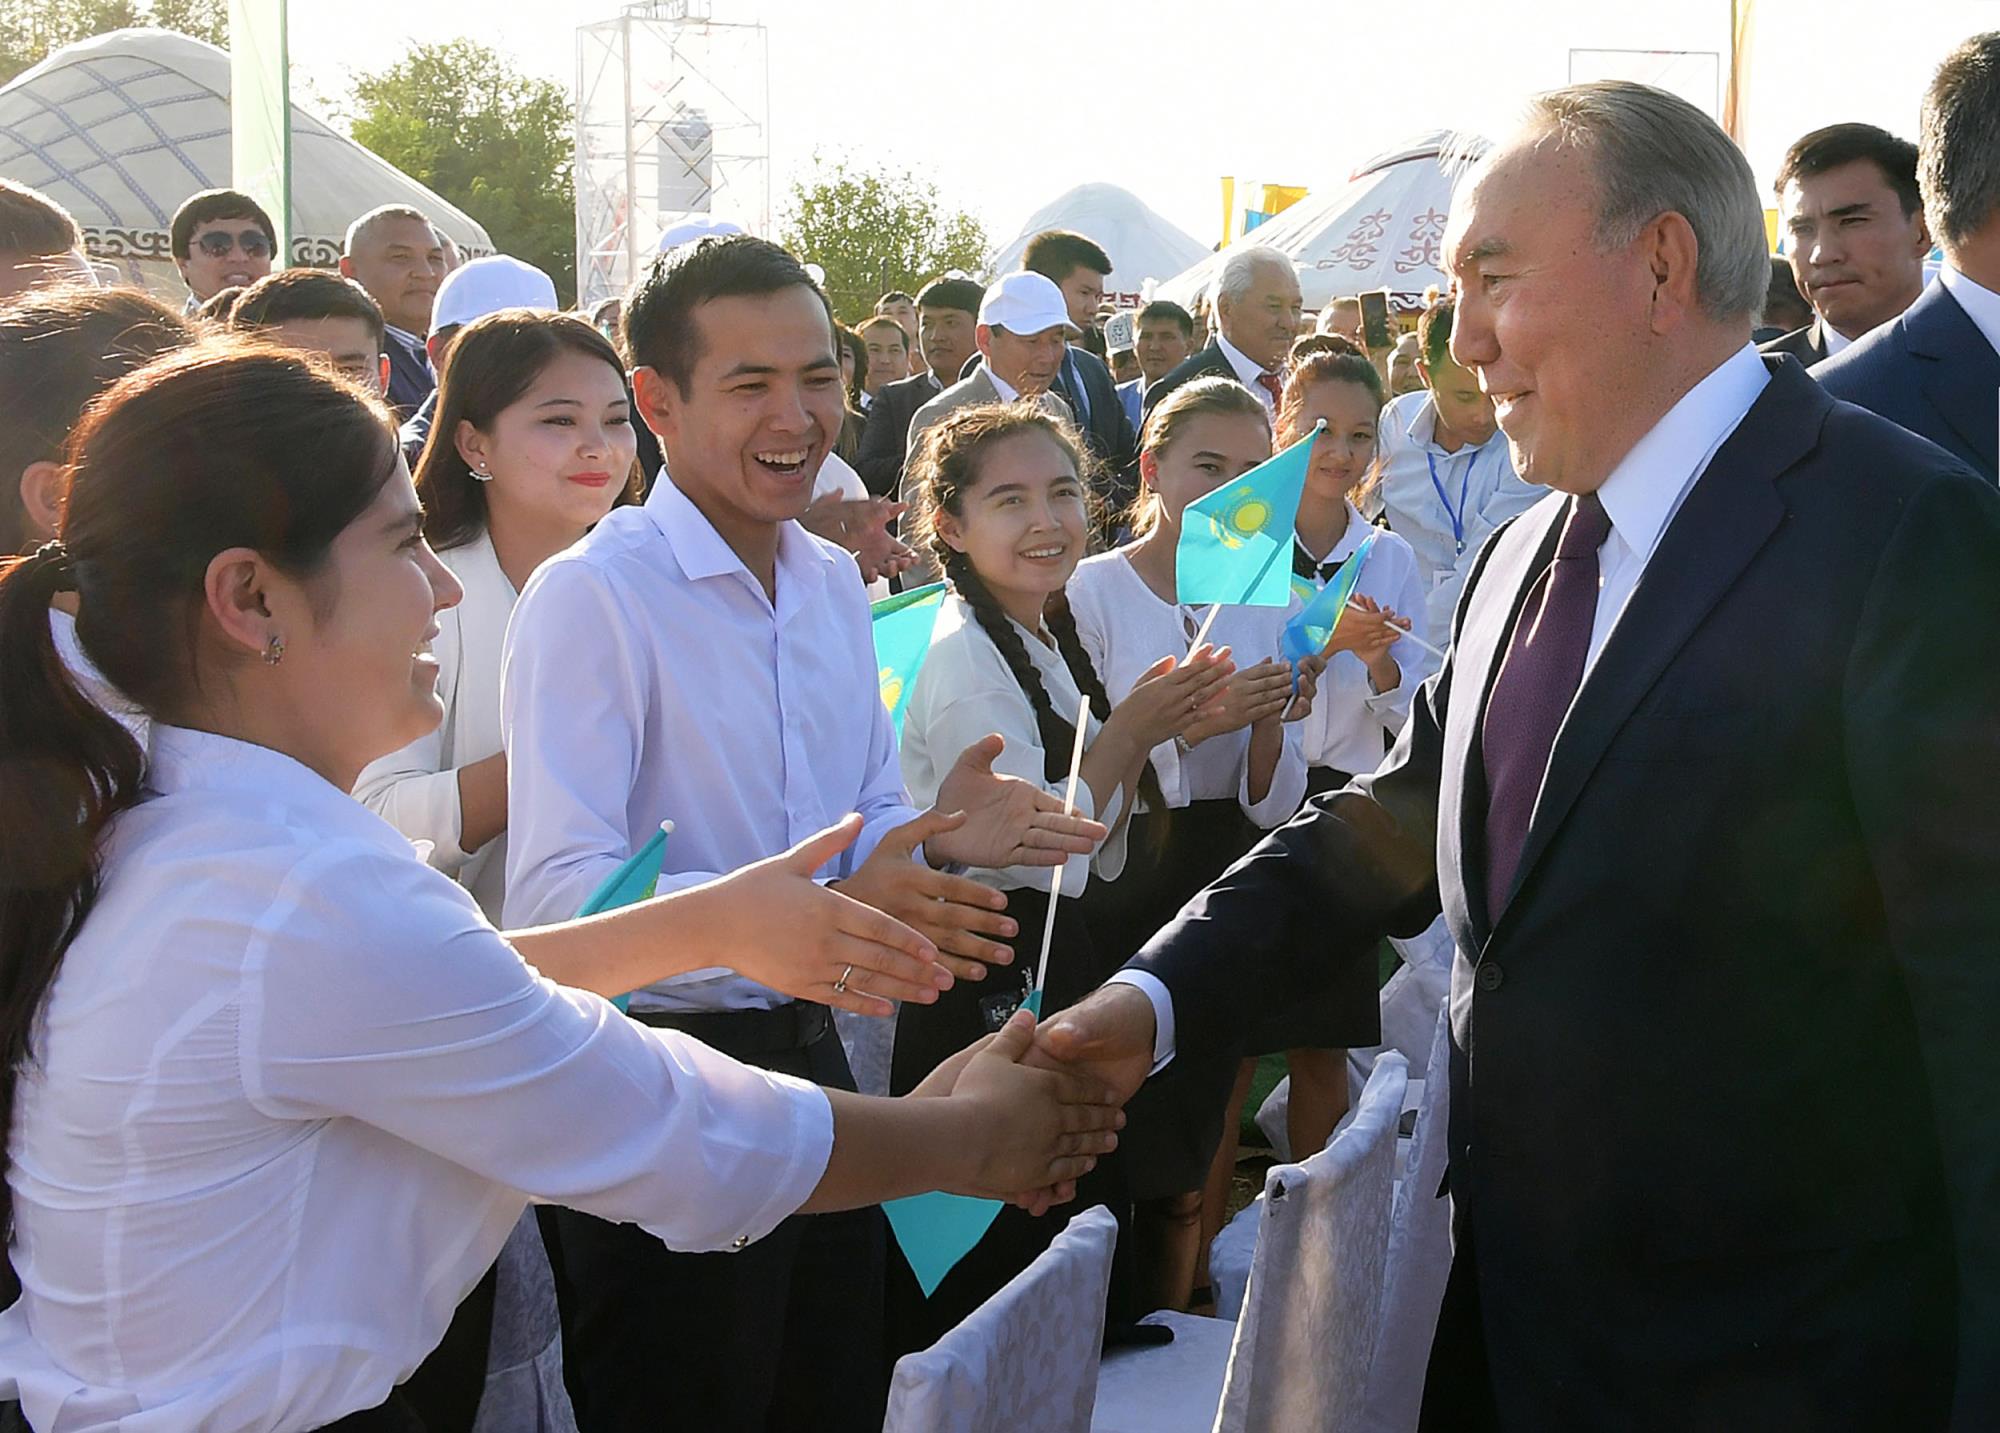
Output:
top-left (1034, 690), bottom-right (1093, 1000)
top-left (1343, 599), bottom-right (1447, 662)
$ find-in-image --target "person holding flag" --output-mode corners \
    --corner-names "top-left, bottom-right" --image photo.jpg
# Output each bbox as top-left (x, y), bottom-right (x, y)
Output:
top-left (890, 400), bottom-right (1234, 1350)
top-left (1066, 375), bottom-right (1321, 1312)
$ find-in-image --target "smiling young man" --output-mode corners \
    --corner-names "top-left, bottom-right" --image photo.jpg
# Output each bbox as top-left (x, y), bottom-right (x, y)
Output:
top-left (499, 235), bottom-right (1107, 1432)
top-left (1762, 123), bottom-right (1929, 366)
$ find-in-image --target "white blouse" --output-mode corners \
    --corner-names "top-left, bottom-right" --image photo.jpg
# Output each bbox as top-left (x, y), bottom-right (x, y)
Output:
top-left (1292, 503), bottom-right (1429, 776)
top-left (0, 725), bottom-right (832, 1432)
top-left (353, 531), bottom-right (517, 920)
top-left (899, 593), bottom-right (1127, 894)
top-left (1064, 550), bottom-right (1305, 829)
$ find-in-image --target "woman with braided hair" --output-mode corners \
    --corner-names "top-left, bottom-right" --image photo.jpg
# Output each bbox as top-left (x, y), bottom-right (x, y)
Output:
top-left (889, 401), bottom-right (1233, 1349)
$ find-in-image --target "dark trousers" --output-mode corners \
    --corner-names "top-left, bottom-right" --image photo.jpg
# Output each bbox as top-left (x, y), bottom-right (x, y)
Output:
top-left (548, 1005), bottom-right (887, 1433)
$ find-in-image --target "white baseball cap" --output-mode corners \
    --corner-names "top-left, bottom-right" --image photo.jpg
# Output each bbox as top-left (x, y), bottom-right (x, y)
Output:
top-left (978, 272), bottom-right (1081, 338)
top-left (656, 215), bottom-right (744, 253)
top-left (432, 255), bottom-right (558, 332)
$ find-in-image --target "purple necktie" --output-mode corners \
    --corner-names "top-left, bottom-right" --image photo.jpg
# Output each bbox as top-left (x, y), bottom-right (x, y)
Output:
top-left (1480, 492), bottom-right (1613, 916)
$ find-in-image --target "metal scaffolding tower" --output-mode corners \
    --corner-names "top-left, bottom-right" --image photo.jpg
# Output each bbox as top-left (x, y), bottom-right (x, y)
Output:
top-left (574, 0), bottom-right (769, 307)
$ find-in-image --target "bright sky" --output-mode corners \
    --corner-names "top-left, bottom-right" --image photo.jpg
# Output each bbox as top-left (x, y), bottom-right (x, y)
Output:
top-left (288, 0), bottom-right (2000, 256)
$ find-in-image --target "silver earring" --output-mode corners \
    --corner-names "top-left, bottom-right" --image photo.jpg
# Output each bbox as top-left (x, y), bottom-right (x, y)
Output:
top-left (263, 633), bottom-right (285, 666)
top-left (471, 462), bottom-right (494, 483)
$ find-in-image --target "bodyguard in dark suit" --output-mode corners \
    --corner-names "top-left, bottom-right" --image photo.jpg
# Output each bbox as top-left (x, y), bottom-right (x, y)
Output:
top-left (1020, 231), bottom-right (1139, 485)
top-left (1762, 123), bottom-right (1930, 377)
top-left (339, 204), bottom-right (445, 423)
top-left (854, 277), bottom-right (981, 497)
top-left (1037, 80), bottom-right (1999, 1429)
top-left (1809, 44), bottom-right (2000, 484)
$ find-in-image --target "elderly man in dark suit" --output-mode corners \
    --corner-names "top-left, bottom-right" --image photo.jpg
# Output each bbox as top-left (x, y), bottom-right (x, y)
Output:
top-left (1813, 33), bottom-right (2000, 483)
top-left (1141, 246), bottom-right (1301, 425)
top-left (1038, 77), bottom-right (1999, 1430)
top-left (1760, 123), bottom-right (1930, 369)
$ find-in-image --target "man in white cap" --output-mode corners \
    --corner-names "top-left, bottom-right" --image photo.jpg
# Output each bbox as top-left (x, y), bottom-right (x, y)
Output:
top-left (397, 254), bottom-right (560, 462)
top-left (898, 272), bottom-right (1078, 575)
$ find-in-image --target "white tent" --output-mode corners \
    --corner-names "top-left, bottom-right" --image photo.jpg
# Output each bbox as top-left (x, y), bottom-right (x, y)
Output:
top-left (1156, 131), bottom-right (1489, 314)
top-left (990, 182), bottom-right (1210, 305)
top-left (0, 29), bottom-right (493, 297)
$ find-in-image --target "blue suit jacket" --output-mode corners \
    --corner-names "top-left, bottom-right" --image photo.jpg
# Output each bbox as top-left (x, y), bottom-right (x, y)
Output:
top-left (1133, 358), bottom-right (2000, 1424)
top-left (1811, 280), bottom-right (1998, 482)
top-left (384, 329), bottom-right (436, 424)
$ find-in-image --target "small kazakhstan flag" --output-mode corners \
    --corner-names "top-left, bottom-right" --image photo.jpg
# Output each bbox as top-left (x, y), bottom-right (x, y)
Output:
top-left (1283, 530), bottom-right (1379, 668)
top-left (1175, 420), bottom-right (1323, 609)
top-left (871, 582), bottom-right (948, 737)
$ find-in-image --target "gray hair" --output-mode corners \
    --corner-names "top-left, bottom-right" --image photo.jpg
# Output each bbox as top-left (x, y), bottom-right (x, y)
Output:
top-left (343, 204), bottom-right (433, 256)
top-left (1208, 245), bottom-right (1293, 310)
top-left (1919, 32), bottom-right (2000, 251)
top-left (1524, 81), bottom-right (1768, 323)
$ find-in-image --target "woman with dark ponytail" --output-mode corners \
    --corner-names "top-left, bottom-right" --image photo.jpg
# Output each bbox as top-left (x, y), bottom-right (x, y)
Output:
top-left (0, 343), bottom-right (1119, 1431)
top-left (888, 401), bottom-right (1233, 1349)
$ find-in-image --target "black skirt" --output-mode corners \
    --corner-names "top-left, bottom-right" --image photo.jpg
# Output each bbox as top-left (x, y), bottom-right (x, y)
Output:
top-left (1242, 767), bottom-right (1383, 1054)
top-left (885, 883), bottom-right (1136, 1355)
top-left (1085, 800), bottom-right (1264, 1198)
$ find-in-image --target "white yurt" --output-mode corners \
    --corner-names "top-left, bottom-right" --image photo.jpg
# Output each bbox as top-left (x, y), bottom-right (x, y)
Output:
top-left (990, 182), bottom-right (1210, 304)
top-left (1157, 131), bottom-right (1490, 314)
top-left (0, 29), bottom-right (493, 297)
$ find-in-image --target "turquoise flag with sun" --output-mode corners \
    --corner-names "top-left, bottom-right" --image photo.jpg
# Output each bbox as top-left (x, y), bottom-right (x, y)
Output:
top-left (871, 582), bottom-right (948, 737)
top-left (1283, 531), bottom-right (1378, 668)
top-left (1175, 421), bottom-right (1322, 609)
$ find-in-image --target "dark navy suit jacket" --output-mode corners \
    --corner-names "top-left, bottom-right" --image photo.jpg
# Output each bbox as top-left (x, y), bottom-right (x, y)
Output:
top-left (1812, 279), bottom-right (1998, 482)
top-left (384, 328), bottom-right (436, 424)
top-left (1132, 359), bottom-right (2000, 1425)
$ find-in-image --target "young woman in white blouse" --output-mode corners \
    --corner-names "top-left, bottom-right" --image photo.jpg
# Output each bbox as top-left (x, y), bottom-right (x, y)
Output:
top-left (889, 402), bottom-right (1232, 1348)
top-left (0, 344), bottom-right (1120, 1432)
top-left (1065, 376), bottom-right (1321, 1312)
top-left (355, 311), bottom-right (641, 923)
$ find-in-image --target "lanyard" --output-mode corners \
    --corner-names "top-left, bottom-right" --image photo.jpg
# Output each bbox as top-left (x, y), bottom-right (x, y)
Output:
top-left (1425, 446), bottom-right (1485, 556)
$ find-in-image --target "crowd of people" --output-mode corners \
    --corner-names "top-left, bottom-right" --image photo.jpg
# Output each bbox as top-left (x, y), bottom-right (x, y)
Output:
top-left (0, 27), bottom-right (1995, 1433)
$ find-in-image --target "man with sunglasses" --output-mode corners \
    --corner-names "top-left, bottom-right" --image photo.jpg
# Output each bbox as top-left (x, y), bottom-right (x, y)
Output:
top-left (168, 189), bottom-right (277, 312)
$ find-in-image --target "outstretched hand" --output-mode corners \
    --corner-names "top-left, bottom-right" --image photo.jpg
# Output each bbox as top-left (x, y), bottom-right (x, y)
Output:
top-left (708, 815), bottom-right (949, 1016)
top-left (837, 809), bottom-right (1018, 983)
top-left (925, 733), bottom-right (1110, 871)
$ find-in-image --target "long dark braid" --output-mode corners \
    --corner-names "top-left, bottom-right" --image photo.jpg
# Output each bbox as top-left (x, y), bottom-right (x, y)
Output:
top-left (910, 401), bottom-right (1167, 817)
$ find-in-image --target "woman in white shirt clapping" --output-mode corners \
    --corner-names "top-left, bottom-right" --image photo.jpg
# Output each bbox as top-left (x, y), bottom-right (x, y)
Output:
top-left (354, 311), bottom-right (641, 923)
top-left (1066, 376), bottom-right (1320, 1313)
top-left (890, 402), bottom-right (1232, 1348)
top-left (0, 344), bottom-right (1119, 1432)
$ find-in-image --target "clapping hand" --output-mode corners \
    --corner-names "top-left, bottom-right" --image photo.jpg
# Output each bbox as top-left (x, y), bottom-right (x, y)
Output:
top-left (1283, 651), bottom-right (1324, 722)
top-left (925, 734), bottom-right (1110, 871)
top-left (1180, 658), bottom-right (1294, 746)
top-left (802, 493), bottom-right (915, 584)
top-left (1113, 646), bottom-right (1237, 751)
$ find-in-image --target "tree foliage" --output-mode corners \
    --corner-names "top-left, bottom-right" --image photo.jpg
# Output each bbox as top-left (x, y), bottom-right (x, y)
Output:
top-left (780, 154), bottom-right (989, 323)
top-left (348, 40), bottom-right (577, 303)
top-left (0, 0), bottom-right (224, 83)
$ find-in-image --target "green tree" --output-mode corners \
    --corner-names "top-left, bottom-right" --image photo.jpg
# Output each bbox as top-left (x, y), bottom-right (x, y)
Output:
top-left (780, 154), bottom-right (989, 323)
top-left (348, 40), bottom-right (577, 303)
top-left (0, 0), bottom-right (223, 84)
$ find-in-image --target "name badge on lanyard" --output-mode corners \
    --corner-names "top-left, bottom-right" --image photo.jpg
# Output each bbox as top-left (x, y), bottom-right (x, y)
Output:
top-left (1426, 449), bottom-right (1478, 558)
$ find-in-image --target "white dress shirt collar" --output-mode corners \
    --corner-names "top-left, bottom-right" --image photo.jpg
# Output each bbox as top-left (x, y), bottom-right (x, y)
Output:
top-left (1593, 343), bottom-right (1771, 572)
top-left (1214, 331), bottom-right (1271, 385)
top-left (644, 468), bottom-right (836, 597)
top-left (1939, 263), bottom-right (2000, 360)
top-left (1821, 320), bottom-right (1853, 357)
top-left (986, 366), bottom-right (1022, 403)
